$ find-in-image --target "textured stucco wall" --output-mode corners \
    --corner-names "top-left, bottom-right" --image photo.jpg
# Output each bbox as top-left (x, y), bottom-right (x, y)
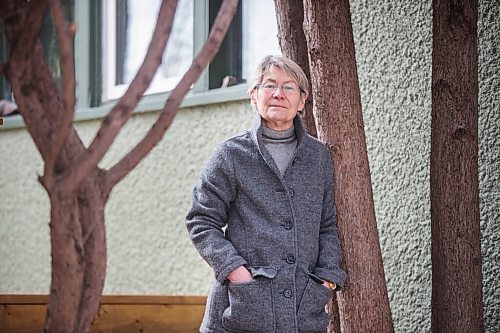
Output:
top-left (0, 0), bottom-right (498, 332)
top-left (351, 1), bottom-right (434, 332)
top-left (99, 102), bottom-right (254, 294)
top-left (478, 0), bottom-right (500, 330)
top-left (0, 101), bottom-right (254, 296)
top-left (0, 129), bottom-right (51, 293)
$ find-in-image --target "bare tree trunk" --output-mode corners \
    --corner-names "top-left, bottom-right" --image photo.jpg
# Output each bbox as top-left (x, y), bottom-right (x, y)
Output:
top-left (43, 176), bottom-right (107, 333)
top-left (1, 0), bottom-right (239, 332)
top-left (302, 1), bottom-right (394, 332)
top-left (431, 0), bottom-right (483, 332)
top-left (273, 0), bottom-right (317, 137)
top-left (45, 191), bottom-right (85, 332)
top-left (75, 174), bottom-right (107, 333)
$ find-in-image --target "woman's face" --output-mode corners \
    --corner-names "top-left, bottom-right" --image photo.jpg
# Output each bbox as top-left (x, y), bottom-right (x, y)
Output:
top-left (251, 66), bottom-right (307, 131)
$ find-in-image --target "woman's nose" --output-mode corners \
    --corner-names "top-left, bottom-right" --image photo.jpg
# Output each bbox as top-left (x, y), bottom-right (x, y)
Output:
top-left (272, 86), bottom-right (286, 98)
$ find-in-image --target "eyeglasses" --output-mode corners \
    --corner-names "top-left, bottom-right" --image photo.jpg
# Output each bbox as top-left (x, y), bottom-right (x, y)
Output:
top-left (256, 82), bottom-right (304, 95)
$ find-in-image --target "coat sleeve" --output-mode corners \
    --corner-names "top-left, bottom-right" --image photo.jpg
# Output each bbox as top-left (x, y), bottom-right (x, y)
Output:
top-left (185, 143), bottom-right (248, 283)
top-left (313, 150), bottom-right (347, 288)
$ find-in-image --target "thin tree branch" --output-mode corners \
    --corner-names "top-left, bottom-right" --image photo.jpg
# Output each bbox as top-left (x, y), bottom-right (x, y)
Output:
top-left (43, 0), bottom-right (77, 187)
top-left (104, 0), bottom-right (240, 193)
top-left (5, 54), bottom-right (55, 160)
top-left (2, 1), bottom-right (64, 160)
top-left (61, 0), bottom-right (178, 192)
top-left (5, 0), bottom-right (48, 65)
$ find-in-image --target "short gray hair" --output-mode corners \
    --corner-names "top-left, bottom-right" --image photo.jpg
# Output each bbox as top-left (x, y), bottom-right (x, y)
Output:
top-left (248, 55), bottom-right (309, 96)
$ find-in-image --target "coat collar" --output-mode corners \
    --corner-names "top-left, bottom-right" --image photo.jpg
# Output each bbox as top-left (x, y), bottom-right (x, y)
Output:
top-left (250, 113), bottom-right (308, 149)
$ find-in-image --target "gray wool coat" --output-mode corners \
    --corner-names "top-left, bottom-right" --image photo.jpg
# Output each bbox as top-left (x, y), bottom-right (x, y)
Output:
top-left (186, 115), bottom-right (347, 333)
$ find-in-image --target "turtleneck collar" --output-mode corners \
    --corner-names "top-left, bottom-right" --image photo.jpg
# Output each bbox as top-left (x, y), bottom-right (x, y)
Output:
top-left (262, 124), bottom-right (296, 143)
top-left (250, 114), bottom-right (308, 146)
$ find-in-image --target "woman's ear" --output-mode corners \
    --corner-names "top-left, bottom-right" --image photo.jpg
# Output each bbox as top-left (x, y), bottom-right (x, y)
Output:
top-left (298, 92), bottom-right (308, 111)
top-left (250, 89), bottom-right (258, 110)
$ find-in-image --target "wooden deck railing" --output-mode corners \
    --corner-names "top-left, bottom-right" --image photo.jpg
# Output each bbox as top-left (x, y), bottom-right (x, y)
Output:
top-left (0, 295), bottom-right (207, 332)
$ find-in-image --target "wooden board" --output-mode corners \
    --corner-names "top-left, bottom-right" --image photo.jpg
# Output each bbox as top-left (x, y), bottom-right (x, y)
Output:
top-left (0, 295), bottom-right (207, 333)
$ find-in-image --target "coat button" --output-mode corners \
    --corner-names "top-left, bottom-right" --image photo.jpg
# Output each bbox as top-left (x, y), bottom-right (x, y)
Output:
top-left (284, 221), bottom-right (293, 230)
top-left (289, 188), bottom-right (295, 197)
top-left (286, 254), bottom-right (296, 264)
top-left (284, 289), bottom-right (293, 298)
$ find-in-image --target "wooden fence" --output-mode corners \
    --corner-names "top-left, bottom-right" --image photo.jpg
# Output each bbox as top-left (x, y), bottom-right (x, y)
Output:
top-left (0, 295), bottom-right (207, 332)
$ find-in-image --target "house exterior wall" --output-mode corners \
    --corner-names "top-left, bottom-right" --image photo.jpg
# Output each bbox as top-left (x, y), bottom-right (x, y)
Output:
top-left (0, 101), bottom-right (255, 296)
top-left (0, 0), bottom-right (498, 332)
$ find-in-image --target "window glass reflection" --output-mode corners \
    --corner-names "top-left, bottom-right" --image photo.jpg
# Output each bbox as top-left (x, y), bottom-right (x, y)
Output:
top-left (242, 0), bottom-right (281, 82)
top-left (121, 0), bottom-right (193, 84)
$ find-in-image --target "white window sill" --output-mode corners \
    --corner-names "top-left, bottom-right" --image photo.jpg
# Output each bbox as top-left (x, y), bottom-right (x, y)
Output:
top-left (0, 84), bottom-right (250, 130)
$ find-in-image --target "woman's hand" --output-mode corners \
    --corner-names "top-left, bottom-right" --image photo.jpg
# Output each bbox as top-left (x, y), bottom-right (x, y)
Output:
top-left (227, 266), bottom-right (253, 283)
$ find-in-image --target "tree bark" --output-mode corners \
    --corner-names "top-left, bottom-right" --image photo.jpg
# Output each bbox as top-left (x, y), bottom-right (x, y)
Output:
top-left (302, 1), bottom-right (394, 332)
top-left (326, 297), bottom-right (341, 333)
top-left (43, 178), bottom-right (107, 333)
top-left (44, 191), bottom-right (85, 332)
top-left (273, 0), bottom-right (316, 137)
top-left (74, 174), bottom-right (107, 333)
top-left (431, 0), bottom-right (483, 332)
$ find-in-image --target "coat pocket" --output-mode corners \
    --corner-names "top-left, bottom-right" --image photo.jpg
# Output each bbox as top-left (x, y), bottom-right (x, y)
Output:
top-left (222, 266), bottom-right (276, 333)
top-left (202, 280), bottom-right (229, 331)
top-left (297, 273), bottom-right (332, 333)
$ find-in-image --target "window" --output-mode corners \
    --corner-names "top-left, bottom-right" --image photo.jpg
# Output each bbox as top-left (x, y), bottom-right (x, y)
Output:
top-left (102, 0), bottom-right (280, 101)
top-left (207, 0), bottom-right (280, 89)
top-left (102, 0), bottom-right (194, 101)
top-left (40, 0), bottom-right (75, 81)
top-left (241, 0), bottom-right (280, 83)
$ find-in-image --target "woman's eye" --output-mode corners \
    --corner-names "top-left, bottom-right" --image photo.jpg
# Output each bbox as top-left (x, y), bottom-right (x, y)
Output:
top-left (263, 84), bottom-right (277, 89)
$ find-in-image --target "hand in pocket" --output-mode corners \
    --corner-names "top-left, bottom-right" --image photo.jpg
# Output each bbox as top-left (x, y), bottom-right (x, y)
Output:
top-left (227, 266), bottom-right (254, 283)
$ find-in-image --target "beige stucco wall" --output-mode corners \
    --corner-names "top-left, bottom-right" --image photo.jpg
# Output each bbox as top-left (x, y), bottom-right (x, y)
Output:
top-left (0, 0), bottom-right (498, 332)
top-left (351, 1), bottom-right (433, 331)
top-left (0, 100), bottom-right (255, 296)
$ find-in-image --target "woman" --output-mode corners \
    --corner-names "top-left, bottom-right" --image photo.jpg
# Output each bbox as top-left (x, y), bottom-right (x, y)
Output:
top-left (186, 55), bottom-right (346, 333)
